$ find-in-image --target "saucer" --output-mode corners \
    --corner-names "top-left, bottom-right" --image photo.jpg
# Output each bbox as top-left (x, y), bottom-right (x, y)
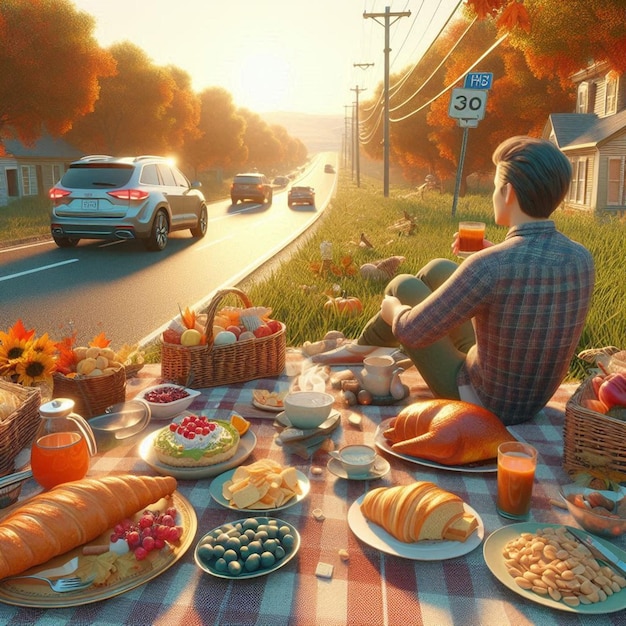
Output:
top-left (327, 455), bottom-right (390, 480)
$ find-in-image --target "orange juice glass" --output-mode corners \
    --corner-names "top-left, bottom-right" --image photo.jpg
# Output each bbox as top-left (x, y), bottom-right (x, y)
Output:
top-left (31, 432), bottom-right (90, 490)
top-left (458, 221), bottom-right (485, 253)
top-left (496, 442), bottom-right (537, 520)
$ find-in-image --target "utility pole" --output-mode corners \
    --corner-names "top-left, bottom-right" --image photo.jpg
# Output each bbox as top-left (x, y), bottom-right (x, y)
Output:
top-left (363, 6), bottom-right (410, 197)
top-left (351, 85), bottom-right (366, 187)
top-left (343, 104), bottom-right (352, 170)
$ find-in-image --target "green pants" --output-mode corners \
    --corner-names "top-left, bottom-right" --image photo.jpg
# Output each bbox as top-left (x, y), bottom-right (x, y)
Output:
top-left (357, 258), bottom-right (476, 399)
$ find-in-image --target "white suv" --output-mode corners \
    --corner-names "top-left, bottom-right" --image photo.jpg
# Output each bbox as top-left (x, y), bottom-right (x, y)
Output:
top-left (49, 155), bottom-right (208, 251)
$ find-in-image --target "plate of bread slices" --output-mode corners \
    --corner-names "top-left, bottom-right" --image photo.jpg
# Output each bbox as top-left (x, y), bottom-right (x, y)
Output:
top-left (348, 482), bottom-right (484, 560)
top-left (374, 400), bottom-right (520, 473)
top-left (0, 474), bottom-right (197, 608)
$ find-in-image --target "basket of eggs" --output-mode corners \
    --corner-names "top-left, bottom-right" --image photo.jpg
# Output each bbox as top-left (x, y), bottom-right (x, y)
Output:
top-left (160, 288), bottom-right (286, 389)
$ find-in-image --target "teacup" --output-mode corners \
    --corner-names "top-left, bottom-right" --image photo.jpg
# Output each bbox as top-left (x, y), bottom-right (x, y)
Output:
top-left (330, 444), bottom-right (377, 477)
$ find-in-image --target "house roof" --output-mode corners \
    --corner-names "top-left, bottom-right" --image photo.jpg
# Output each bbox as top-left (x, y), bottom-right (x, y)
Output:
top-left (547, 109), bottom-right (626, 151)
top-left (2, 134), bottom-right (82, 159)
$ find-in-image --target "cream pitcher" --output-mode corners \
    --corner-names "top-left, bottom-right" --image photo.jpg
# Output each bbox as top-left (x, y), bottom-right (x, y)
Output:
top-left (31, 398), bottom-right (97, 490)
top-left (359, 355), bottom-right (402, 398)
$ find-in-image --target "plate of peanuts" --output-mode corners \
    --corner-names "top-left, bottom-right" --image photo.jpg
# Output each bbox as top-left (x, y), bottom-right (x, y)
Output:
top-left (484, 523), bottom-right (626, 613)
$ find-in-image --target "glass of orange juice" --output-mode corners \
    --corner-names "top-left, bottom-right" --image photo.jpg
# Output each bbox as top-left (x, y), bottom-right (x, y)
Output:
top-left (496, 442), bottom-right (537, 520)
top-left (458, 221), bottom-right (485, 256)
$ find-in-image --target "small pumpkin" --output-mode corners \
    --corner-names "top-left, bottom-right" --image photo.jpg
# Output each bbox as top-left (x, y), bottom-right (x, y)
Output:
top-left (324, 293), bottom-right (363, 316)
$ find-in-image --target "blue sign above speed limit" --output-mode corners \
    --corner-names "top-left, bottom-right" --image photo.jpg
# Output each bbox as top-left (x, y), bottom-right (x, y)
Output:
top-left (448, 88), bottom-right (488, 120)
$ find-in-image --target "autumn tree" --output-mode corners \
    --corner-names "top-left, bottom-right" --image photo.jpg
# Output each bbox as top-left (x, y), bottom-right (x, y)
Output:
top-left (66, 42), bottom-right (196, 155)
top-left (0, 0), bottom-right (115, 153)
top-left (182, 87), bottom-right (247, 178)
top-left (237, 109), bottom-right (283, 172)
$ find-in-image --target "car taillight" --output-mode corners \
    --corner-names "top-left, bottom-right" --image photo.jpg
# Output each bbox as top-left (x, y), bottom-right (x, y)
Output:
top-left (107, 189), bottom-right (150, 201)
top-left (49, 187), bottom-right (71, 199)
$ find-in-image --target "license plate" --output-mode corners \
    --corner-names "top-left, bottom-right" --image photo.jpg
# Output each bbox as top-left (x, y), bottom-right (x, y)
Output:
top-left (81, 199), bottom-right (98, 210)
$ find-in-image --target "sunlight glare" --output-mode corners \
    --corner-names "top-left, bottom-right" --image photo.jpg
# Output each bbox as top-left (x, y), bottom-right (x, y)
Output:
top-left (235, 50), bottom-right (293, 112)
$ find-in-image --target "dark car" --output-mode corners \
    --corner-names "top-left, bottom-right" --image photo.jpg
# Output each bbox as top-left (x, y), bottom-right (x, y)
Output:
top-left (324, 164), bottom-right (335, 174)
top-left (230, 173), bottom-right (273, 204)
top-left (272, 176), bottom-right (290, 187)
top-left (288, 186), bottom-right (315, 208)
top-left (48, 155), bottom-right (208, 251)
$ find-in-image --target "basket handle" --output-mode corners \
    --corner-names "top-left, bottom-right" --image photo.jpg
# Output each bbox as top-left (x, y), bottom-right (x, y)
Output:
top-left (203, 288), bottom-right (253, 349)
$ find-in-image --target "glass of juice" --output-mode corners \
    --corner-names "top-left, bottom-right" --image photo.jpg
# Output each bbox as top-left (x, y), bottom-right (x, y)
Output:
top-left (458, 221), bottom-right (486, 256)
top-left (31, 431), bottom-right (91, 490)
top-left (496, 442), bottom-right (537, 520)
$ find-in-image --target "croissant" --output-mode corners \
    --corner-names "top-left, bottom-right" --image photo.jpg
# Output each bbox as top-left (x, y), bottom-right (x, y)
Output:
top-left (384, 399), bottom-right (515, 465)
top-left (360, 482), bottom-right (477, 543)
top-left (0, 474), bottom-right (177, 580)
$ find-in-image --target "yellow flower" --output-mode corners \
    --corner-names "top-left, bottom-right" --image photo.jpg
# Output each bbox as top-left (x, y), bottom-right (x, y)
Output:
top-left (0, 336), bottom-right (29, 375)
top-left (30, 332), bottom-right (57, 356)
top-left (14, 349), bottom-right (56, 386)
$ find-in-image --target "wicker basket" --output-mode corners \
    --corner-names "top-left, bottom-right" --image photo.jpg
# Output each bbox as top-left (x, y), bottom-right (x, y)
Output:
top-left (563, 376), bottom-right (626, 481)
top-left (160, 288), bottom-right (286, 388)
top-left (0, 379), bottom-right (42, 476)
top-left (52, 366), bottom-right (126, 419)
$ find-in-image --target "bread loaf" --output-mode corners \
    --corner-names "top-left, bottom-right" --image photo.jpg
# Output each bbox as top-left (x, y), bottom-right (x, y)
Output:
top-left (384, 399), bottom-right (515, 465)
top-left (0, 474), bottom-right (177, 580)
top-left (360, 482), bottom-right (477, 543)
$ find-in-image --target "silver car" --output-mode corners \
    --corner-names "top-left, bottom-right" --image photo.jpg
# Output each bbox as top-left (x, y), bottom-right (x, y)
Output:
top-left (49, 155), bottom-right (208, 251)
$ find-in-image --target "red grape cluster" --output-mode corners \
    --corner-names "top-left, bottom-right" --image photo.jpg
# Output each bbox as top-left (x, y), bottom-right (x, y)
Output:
top-left (111, 507), bottom-right (183, 561)
top-left (144, 386), bottom-right (190, 403)
top-left (169, 415), bottom-right (216, 440)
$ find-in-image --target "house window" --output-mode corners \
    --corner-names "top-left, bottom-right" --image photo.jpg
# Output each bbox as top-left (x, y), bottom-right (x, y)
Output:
top-left (52, 164), bottom-right (62, 185)
top-left (20, 165), bottom-right (37, 196)
top-left (607, 157), bottom-right (624, 205)
top-left (577, 83), bottom-right (588, 113)
top-left (605, 71), bottom-right (618, 116)
top-left (569, 157), bottom-right (589, 205)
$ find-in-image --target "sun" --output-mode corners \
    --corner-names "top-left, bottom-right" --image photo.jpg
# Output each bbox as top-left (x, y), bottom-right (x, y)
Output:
top-left (234, 50), bottom-right (293, 112)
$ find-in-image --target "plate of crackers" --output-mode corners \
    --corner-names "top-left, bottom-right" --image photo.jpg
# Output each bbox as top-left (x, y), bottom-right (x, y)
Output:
top-left (209, 459), bottom-right (310, 512)
top-left (251, 389), bottom-right (287, 413)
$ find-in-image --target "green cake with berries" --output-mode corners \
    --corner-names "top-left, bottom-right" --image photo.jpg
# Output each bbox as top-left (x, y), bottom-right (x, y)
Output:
top-left (153, 415), bottom-right (240, 467)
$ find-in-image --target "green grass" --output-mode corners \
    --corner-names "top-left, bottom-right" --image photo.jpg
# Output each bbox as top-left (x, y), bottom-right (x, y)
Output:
top-left (3, 175), bottom-right (624, 381)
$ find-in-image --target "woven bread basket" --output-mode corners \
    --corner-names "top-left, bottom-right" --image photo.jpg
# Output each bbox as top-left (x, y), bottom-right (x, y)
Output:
top-left (563, 348), bottom-right (626, 481)
top-left (0, 379), bottom-right (42, 476)
top-left (52, 366), bottom-right (126, 419)
top-left (160, 288), bottom-right (286, 388)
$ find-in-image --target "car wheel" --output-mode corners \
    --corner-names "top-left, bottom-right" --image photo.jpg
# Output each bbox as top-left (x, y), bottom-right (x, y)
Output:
top-left (53, 236), bottom-right (79, 248)
top-left (231, 196), bottom-right (238, 204)
top-left (191, 204), bottom-right (208, 238)
top-left (144, 209), bottom-right (169, 251)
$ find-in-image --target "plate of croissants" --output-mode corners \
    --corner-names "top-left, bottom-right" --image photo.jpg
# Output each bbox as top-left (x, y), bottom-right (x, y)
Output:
top-left (374, 400), bottom-right (520, 473)
top-left (0, 474), bottom-right (196, 608)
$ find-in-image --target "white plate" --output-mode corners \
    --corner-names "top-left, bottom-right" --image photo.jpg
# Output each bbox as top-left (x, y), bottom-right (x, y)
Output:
top-left (138, 428), bottom-right (256, 480)
top-left (483, 523), bottom-right (626, 614)
top-left (209, 468), bottom-right (310, 512)
top-left (374, 417), bottom-right (499, 473)
top-left (194, 516), bottom-right (300, 580)
top-left (327, 455), bottom-right (390, 481)
top-left (348, 494), bottom-right (483, 560)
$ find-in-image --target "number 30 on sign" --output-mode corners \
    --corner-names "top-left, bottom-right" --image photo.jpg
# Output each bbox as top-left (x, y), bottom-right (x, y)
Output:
top-left (448, 88), bottom-right (488, 121)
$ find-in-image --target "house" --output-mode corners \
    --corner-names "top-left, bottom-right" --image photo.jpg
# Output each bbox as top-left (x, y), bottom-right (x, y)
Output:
top-left (0, 134), bottom-right (82, 207)
top-left (543, 60), bottom-right (626, 214)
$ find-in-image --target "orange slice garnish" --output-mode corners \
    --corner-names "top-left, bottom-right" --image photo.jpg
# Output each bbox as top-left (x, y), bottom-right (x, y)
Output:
top-left (231, 413), bottom-right (250, 436)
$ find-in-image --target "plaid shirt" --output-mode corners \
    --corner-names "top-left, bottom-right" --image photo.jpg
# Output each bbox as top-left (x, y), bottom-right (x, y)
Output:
top-left (393, 221), bottom-right (595, 424)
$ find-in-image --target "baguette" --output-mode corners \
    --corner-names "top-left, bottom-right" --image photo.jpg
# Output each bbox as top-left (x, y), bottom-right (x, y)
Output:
top-left (0, 474), bottom-right (177, 580)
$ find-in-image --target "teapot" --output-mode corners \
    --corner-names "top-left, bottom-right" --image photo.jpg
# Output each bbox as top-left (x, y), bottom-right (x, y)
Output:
top-left (31, 398), bottom-right (97, 490)
top-left (359, 355), bottom-right (403, 398)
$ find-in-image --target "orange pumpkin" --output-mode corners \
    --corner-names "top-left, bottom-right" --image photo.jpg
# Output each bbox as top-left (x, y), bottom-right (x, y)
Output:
top-left (324, 295), bottom-right (363, 316)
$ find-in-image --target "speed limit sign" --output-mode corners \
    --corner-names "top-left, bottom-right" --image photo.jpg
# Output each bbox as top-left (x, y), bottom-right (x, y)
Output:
top-left (448, 88), bottom-right (488, 120)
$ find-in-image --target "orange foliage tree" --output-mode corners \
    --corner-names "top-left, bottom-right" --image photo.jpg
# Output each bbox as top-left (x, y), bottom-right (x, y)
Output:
top-left (0, 0), bottom-right (115, 153)
top-left (237, 109), bottom-right (283, 172)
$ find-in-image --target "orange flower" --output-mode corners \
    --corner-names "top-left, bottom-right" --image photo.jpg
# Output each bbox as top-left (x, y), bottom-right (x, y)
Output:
top-left (180, 306), bottom-right (197, 330)
top-left (89, 332), bottom-right (111, 348)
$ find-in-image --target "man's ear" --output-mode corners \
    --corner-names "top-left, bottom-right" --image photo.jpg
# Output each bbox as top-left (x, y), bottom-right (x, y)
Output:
top-left (504, 182), bottom-right (516, 205)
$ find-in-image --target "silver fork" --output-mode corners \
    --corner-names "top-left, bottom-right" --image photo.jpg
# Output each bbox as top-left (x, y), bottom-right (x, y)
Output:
top-left (4, 574), bottom-right (95, 593)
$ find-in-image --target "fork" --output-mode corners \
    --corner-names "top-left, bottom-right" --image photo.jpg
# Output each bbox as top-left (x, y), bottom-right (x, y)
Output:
top-left (4, 574), bottom-right (95, 593)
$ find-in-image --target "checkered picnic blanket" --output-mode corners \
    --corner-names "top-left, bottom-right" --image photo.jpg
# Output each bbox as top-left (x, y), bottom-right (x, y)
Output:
top-left (2, 351), bottom-right (624, 626)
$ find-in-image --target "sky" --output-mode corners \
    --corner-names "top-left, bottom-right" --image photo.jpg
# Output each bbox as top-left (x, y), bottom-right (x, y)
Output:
top-left (71, 0), bottom-right (463, 117)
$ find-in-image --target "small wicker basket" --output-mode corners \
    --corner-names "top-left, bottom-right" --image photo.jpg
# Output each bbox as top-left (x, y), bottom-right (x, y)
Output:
top-left (0, 379), bottom-right (42, 476)
top-left (160, 288), bottom-right (286, 388)
top-left (563, 376), bottom-right (626, 481)
top-left (52, 366), bottom-right (126, 419)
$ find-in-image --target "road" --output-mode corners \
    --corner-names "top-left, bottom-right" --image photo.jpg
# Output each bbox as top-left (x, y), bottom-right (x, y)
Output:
top-left (0, 153), bottom-right (337, 347)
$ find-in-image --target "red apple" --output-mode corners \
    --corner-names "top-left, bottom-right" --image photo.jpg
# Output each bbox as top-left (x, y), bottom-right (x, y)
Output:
top-left (253, 324), bottom-right (272, 338)
top-left (266, 319), bottom-right (282, 334)
top-left (163, 329), bottom-right (181, 344)
top-left (226, 325), bottom-right (242, 339)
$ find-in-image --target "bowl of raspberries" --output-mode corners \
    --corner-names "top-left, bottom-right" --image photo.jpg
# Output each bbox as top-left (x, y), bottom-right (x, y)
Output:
top-left (137, 384), bottom-right (201, 420)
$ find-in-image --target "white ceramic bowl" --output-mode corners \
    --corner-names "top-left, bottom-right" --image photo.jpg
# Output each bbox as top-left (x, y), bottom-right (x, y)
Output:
top-left (283, 391), bottom-right (334, 429)
top-left (136, 384), bottom-right (200, 420)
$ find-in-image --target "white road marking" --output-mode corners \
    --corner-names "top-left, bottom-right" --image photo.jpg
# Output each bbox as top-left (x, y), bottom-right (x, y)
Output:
top-left (0, 258), bottom-right (79, 282)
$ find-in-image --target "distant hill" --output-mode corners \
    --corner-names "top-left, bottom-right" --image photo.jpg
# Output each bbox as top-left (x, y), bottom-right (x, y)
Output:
top-left (260, 111), bottom-right (343, 154)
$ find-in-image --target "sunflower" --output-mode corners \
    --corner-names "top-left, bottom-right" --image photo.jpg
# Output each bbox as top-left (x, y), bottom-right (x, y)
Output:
top-left (0, 336), bottom-right (29, 375)
top-left (30, 332), bottom-right (57, 356)
top-left (14, 349), bottom-right (56, 386)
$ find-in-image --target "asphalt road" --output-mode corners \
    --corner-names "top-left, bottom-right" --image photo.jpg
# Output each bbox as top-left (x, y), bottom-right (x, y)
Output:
top-left (0, 153), bottom-right (337, 347)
